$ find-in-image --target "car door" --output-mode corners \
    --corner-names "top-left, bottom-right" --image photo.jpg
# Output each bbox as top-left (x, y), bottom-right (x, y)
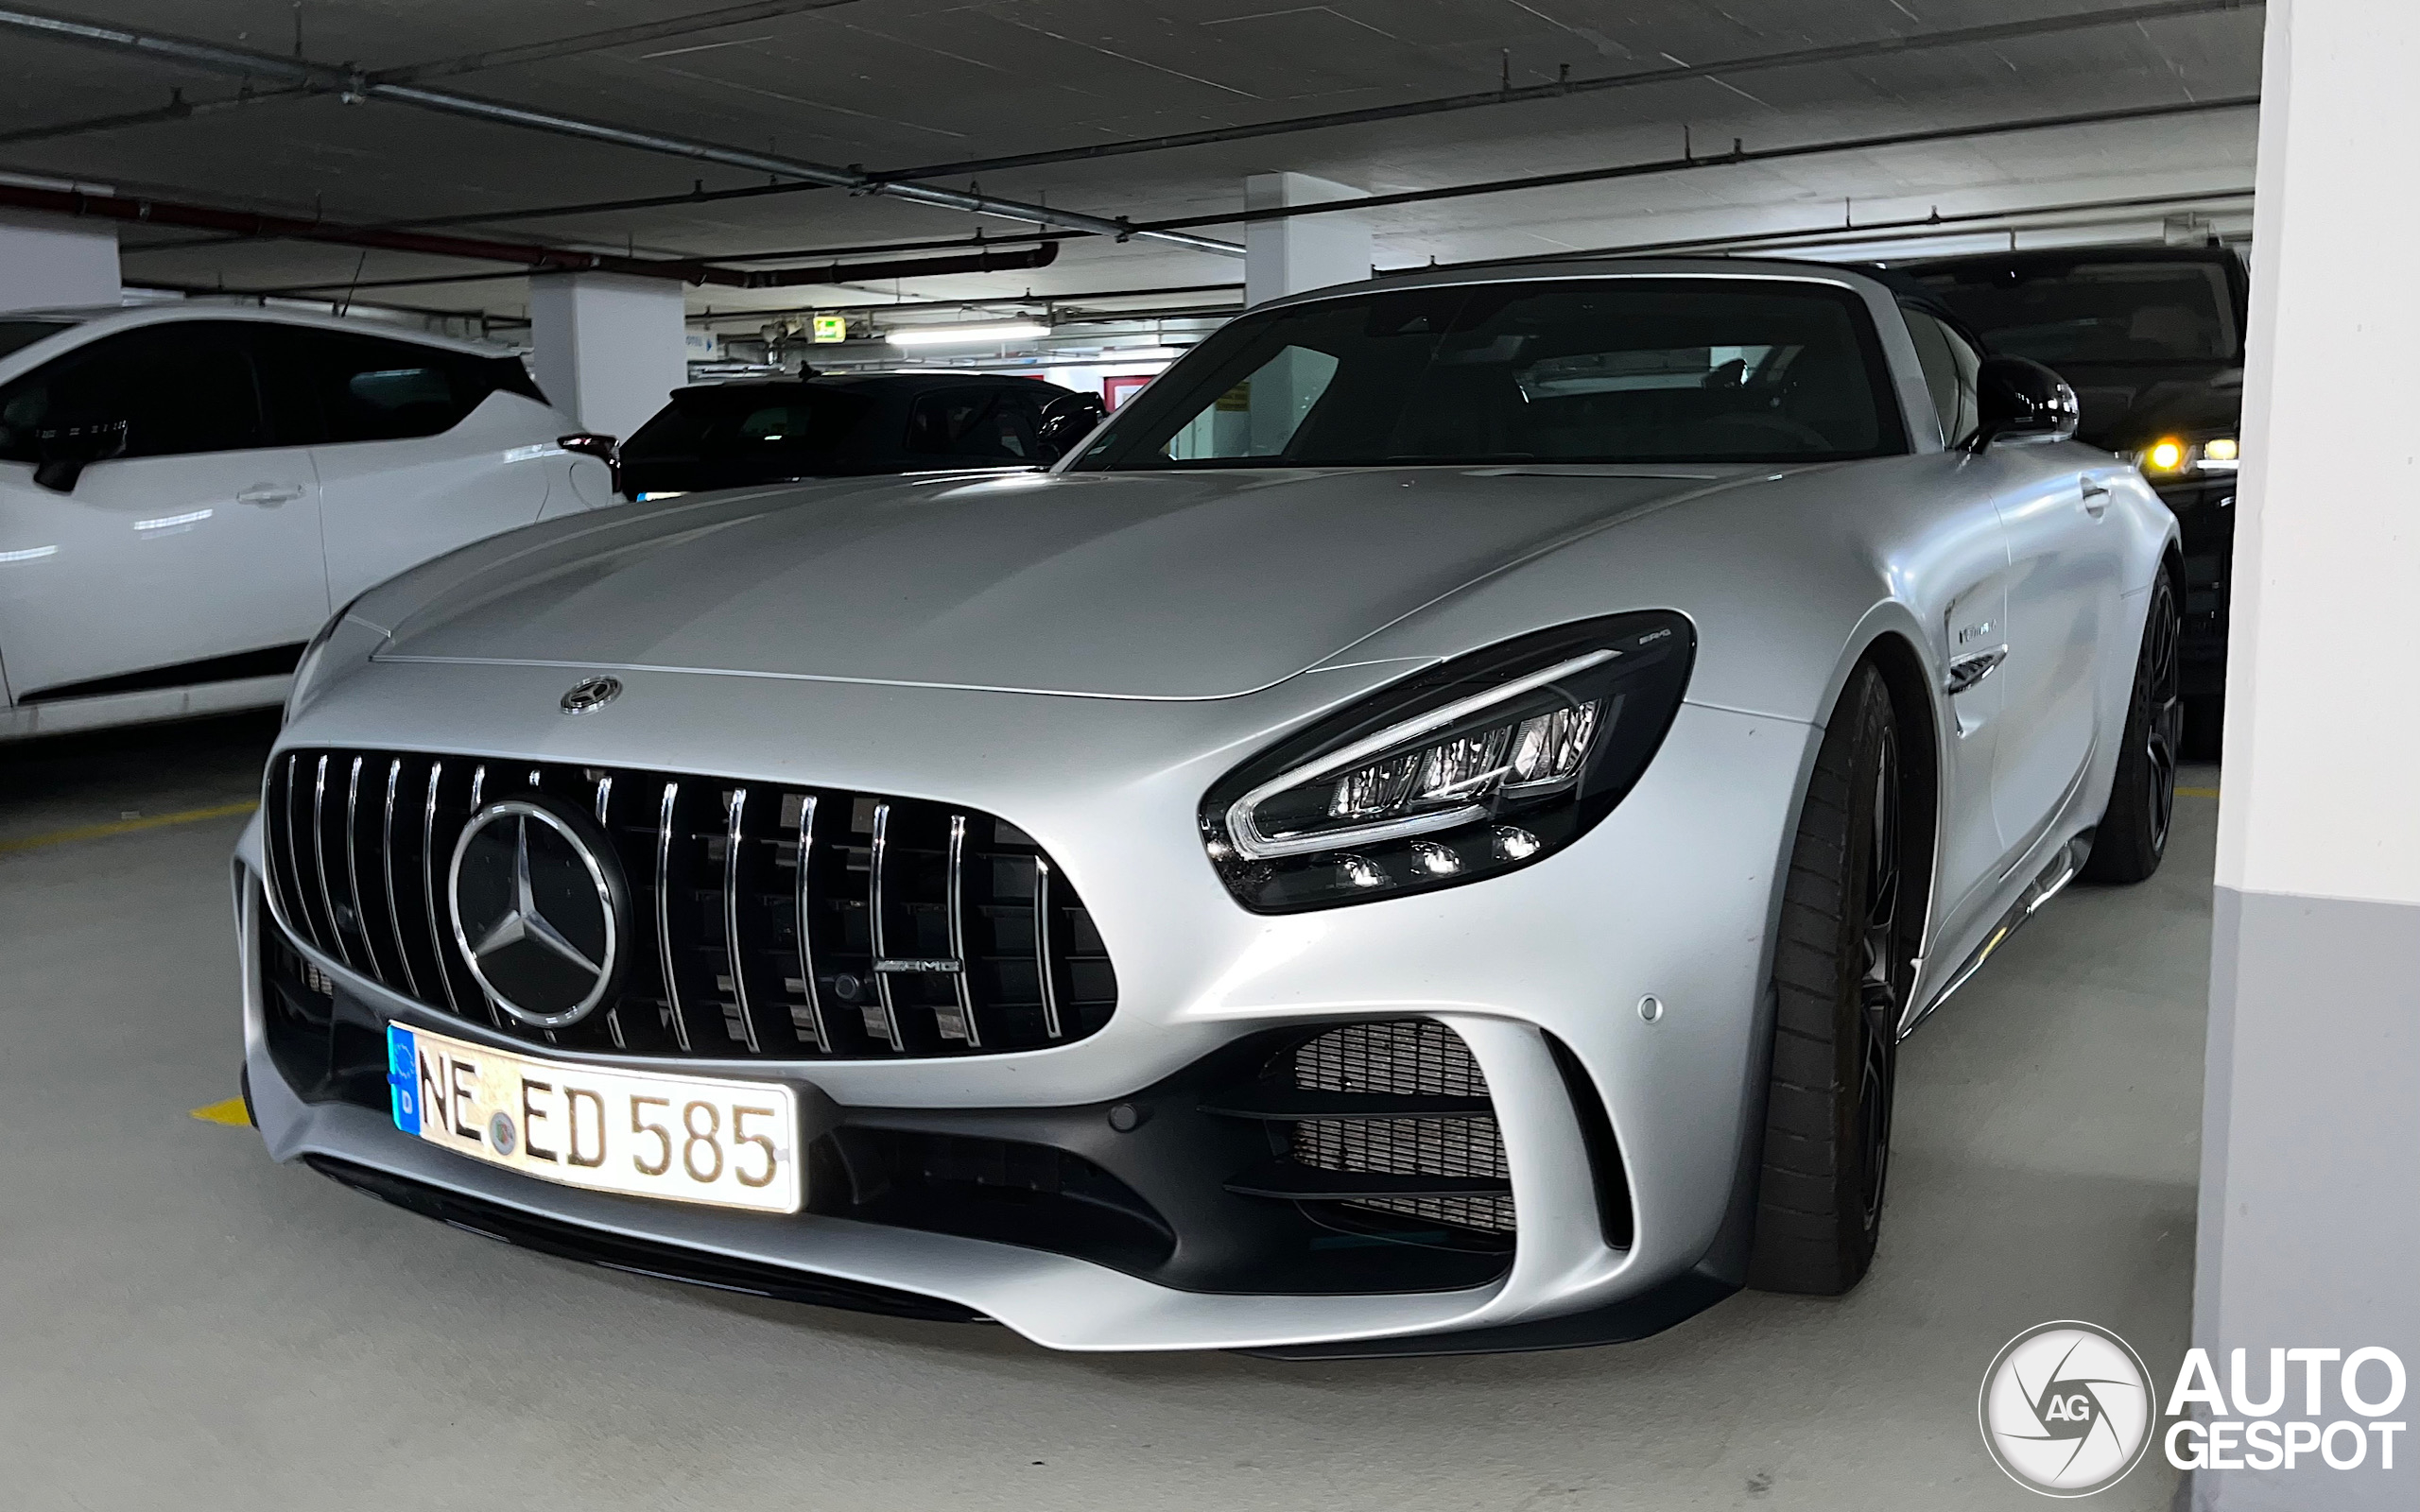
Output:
top-left (288, 327), bottom-right (555, 605)
top-left (1987, 445), bottom-right (2130, 855)
top-left (1904, 302), bottom-right (2125, 865)
top-left (0, 319), bottom-right (328, 702)
top-left (903, 386), bottom-right (1047, 468)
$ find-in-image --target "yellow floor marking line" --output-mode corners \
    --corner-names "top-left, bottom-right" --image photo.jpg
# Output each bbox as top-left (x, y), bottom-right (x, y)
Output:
top-left (0, 799), bottom-right (258, 855)
top-left (2174, 786), bottom-right (2221, 799)
top-left (190, 1096), bottom-right (251, 1127)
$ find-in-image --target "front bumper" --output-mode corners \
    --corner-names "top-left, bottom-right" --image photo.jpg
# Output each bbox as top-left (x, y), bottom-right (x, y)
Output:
top-left (237, 682), bottom-right (1813, 1352)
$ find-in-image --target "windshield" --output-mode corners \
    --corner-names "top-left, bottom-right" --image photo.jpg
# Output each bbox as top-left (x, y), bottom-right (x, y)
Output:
top-left (1913, 260), bottom-right (2239, 365)
top-left (0, 318), bottom-right (76, 363)
top-left (1072, 278), bottom-right (1905, 471)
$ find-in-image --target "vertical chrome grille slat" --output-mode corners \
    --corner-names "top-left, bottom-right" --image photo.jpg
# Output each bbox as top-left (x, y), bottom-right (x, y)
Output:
top-left (342, 755), bottom-right (384, 986)
top-left (310, 756), bottom-right (353, 970)
top-left (1033, 854), bottom-right (1063, 1040)
top-left (595, 773), bottom-right (625, 1049)
top-left (942, 814), bottom-right (978, 1046)
top-left (277, 753), bottom-right (317, 952)
top-left (466, 765), bottom-right (500, 1025)
top-left (867, 800), bottom-right (905, 1051)
top-left (790, 793), bottom-right (828, 1051)
top-left (421, 761), bottom-right (462, 1016)
top-left (381, 758), bottom-right (421, 1001)
top-left (722, 787), bottom-right (762, 1053)
top-left (655, 780), bottom-right (692, 1052)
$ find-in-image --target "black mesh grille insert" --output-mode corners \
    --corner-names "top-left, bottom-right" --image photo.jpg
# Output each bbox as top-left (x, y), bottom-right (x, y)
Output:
top-left (1288, 1021), bottom-right (1514, 1236)
top-left (262, 748), bottom-right (1116, 1059)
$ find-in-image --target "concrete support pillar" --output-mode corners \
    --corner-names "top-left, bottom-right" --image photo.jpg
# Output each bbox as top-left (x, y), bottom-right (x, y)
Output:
top-left (527, 272), bottom-right (688, 440)
top-left (1243, 172), bottom-right (1371, 308)
top-left (2193, 1), bottom-right (2419, 1505)
top-left (0, 211), bottom-right (120, 313)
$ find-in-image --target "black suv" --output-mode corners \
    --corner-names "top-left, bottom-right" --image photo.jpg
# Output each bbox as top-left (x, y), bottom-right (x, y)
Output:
top-left (611, 371), bottom-right (1100, 500)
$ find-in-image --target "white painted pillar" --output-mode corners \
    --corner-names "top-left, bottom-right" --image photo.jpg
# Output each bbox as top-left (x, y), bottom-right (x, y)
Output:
top-left (1243, 172), bottom-right (1371, 308)
top-left (0, 211), bottom-right (120, 313)
top-left (527, 272), bottom-right (688, 440)
top-left (2193, 2), bottom-right (2419, 1506)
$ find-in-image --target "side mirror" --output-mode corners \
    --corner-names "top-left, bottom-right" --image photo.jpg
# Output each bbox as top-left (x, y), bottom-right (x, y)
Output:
top-left (557, 432), bottom-right (618, 465)
top-left (1038, 393), bottom-right (1108, 459)
top-left (32, 418), bottom-right (128, 493)
top-left (1966, 355), bottom-right (2079, 452)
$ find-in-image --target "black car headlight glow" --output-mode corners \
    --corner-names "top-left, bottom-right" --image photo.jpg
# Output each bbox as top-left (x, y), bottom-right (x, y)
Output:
top-left (1201, 612), bottom-right (1695, 913)
top-left (2131, 433), bottom-right (2239, 477)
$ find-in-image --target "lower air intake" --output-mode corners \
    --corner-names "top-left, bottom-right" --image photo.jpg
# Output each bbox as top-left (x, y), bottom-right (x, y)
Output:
top-left (1290, 1021), bottom-right (1514, 1236)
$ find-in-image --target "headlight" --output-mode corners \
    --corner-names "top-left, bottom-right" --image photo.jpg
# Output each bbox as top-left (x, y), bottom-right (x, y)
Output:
top-left (1201, 612), bottom-right (1694, 913)
top-left (2132, 434), bottom-right (2238, 476)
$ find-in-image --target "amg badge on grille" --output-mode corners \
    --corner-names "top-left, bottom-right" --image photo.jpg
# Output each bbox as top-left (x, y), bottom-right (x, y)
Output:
top-left (447, 799), bottom-right (627, 1028)
top-left (560, 675), bottom-right (622, 714)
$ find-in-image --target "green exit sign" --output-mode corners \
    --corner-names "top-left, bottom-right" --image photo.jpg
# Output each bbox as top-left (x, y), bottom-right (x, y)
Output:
top-left (811, 315), bottom-right (847, 344)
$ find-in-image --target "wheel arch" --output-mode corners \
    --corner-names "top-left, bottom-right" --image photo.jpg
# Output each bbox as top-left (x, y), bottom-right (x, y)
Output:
top-left (1856, 629), bottom-right (1944, 998)
top-left (1797, 613), bottom-right (1945, 1013)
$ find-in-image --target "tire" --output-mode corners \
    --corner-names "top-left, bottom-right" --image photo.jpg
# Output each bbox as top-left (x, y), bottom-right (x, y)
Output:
top-left (2082, 567), bottom-right (2182, 885)
top-left (1748, 664), bottom-right (1913, 1296)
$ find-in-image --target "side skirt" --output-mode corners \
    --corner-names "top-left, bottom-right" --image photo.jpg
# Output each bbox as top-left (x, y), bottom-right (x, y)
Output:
top-left (1899, 829), bottom-right (2094, 1039)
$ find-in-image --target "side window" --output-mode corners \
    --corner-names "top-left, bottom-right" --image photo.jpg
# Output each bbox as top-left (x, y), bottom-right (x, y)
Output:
top-left (904, 387), bottom-right (1040, 460)
top-left (1901, 307), bottom-right (1983, 447)
top-left (1163, 345), bottom-right (1340, 461)
top-left (0, 321), bottom-right (268, 463)
top-left (311, 331), bottom-right (506, 443)
top-left (1000, 387), bottom-right (1053, 456)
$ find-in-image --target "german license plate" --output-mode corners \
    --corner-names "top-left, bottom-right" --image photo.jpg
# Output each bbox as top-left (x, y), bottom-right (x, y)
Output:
top-left (386, 1022), bottom-right (803, 1214)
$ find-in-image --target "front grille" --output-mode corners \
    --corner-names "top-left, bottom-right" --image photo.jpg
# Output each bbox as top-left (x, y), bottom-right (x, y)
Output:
top-left (262, 748), bottom-right (1115, 1059)
top-left (1288, 1021), bottom-right (1514, 1236)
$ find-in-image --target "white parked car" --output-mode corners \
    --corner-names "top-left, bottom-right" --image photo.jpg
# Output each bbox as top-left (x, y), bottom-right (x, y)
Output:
top-left (0, 305), bottom-right (617, 739)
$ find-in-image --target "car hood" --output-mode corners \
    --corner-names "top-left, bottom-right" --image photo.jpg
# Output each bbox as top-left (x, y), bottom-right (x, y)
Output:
top-left (374, 466), bottom-right (1744, 699)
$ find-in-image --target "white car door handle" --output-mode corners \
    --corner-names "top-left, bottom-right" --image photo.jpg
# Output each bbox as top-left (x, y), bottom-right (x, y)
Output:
top-left (237, 483), bottom-right (306, 507)
top-left (2081, 480), bottom-right (2111, 517)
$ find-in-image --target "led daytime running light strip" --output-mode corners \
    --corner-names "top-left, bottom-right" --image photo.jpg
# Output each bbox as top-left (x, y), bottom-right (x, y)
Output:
top-left (1222, 648), bottom-right (1620, 860)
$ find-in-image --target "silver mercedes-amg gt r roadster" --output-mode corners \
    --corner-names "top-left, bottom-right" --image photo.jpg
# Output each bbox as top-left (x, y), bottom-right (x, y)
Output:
top-left (234, 258), bottom-right (2181, 1355)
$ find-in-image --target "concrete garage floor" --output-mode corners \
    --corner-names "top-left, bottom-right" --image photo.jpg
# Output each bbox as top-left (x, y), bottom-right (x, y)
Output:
top-left (1, 713), bottom-right (2214, 1511)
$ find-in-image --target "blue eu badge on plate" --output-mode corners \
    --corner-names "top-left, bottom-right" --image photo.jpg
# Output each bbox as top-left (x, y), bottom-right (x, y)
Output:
top-left (386, 1023), bottom-right (421, 1135)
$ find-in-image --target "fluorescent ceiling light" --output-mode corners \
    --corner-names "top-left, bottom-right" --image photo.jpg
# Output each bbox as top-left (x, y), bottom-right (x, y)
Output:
top-left (886, 321), bottom-right (1049, 347)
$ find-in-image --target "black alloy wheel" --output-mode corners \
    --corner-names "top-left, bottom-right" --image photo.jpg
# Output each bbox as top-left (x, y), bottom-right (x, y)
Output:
top-left (2083, 569), bottom-right (2183, 885)
top-left (1749, 664), bottom-right (1915, 1295)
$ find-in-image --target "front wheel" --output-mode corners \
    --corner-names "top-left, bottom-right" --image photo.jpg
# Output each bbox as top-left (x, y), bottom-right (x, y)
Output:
top-left (1747, 664), bottom-right (1913, 1296)
top-left (2083, 567), bottom-right (2182, 885)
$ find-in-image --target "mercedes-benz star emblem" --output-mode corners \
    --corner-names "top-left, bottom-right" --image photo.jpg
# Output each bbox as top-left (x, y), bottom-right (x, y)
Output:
top-left (447, 799), bottom-right (624, 1028)
top-left (561, 675), bottom-right (622, 714)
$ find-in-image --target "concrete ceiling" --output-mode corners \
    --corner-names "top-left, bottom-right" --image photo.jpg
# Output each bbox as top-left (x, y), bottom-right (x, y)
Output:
top-left (0, 0), bottom-right (2265, 329)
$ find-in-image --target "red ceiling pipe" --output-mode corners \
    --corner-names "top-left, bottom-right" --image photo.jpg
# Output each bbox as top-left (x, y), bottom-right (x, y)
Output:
top-left (0, 181), bottom-right (1058, 288)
